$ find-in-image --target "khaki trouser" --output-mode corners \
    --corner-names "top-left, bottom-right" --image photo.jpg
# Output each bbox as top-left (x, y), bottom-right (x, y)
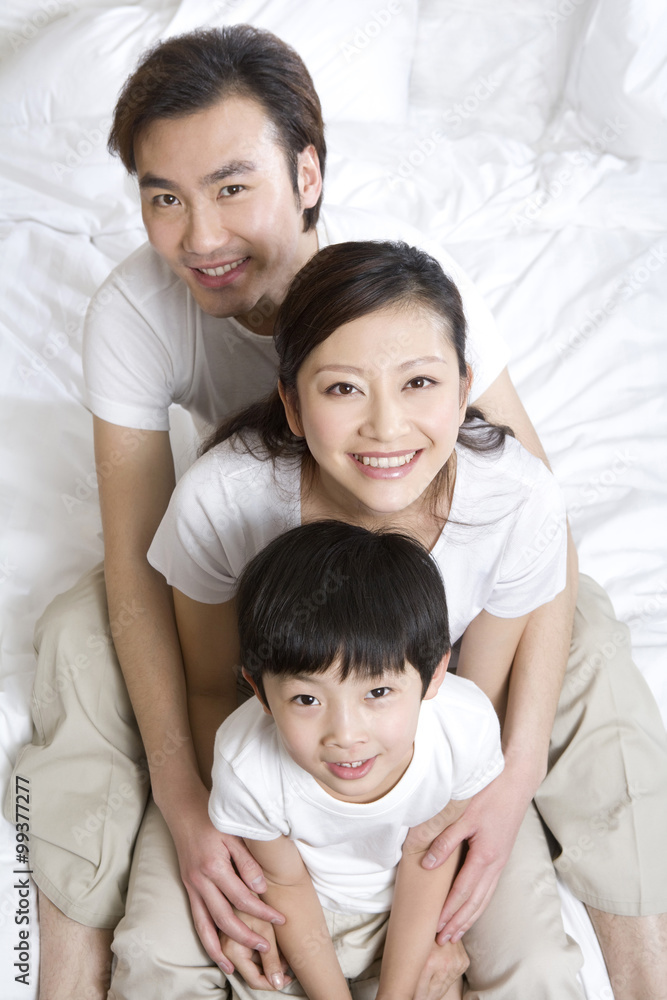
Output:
top-left (6, 569), bottom-right (667, 997)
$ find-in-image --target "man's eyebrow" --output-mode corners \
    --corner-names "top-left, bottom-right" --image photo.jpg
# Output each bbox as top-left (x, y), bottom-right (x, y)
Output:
top-left (138, 160), bottom-right (258, 191)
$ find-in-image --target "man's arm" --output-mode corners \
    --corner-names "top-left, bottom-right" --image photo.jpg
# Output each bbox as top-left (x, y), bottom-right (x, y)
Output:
top-left (376, 801), bottom-right (469, 1000)
top-left (94, 417), bottom-right (281, 970)
top-left (246, 836), bottom-right (353, 1000)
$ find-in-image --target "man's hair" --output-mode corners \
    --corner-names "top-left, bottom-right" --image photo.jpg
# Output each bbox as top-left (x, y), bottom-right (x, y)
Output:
top-left (237, 521), bottom-right (450, 698)
top-left (108, 25), bottom-right (326, 231)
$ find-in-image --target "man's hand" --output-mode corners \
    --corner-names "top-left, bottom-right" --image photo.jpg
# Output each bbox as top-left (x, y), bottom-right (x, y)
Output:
top-left (220, 912), bottom-right (293, 991)
top-left (169, 799), bottom-right (285, 974)
top-left (422, 768), bottom-right (533, 945)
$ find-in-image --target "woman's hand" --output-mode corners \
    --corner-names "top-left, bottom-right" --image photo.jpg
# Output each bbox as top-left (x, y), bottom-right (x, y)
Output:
top-left (414, 938), bottom-right (469, 1000)
top-left (422, 766), bottom-right (534, 945)
top-left (168, 790), bottom-right (285, 973)
top-left (220, 912), bottom-right (293, 991)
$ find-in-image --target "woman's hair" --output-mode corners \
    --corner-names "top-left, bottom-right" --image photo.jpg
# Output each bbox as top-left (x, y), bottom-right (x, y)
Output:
top-left (237, 520), bottom-right (450, 698)
top-left (108, 25), bottom-right (326, 232)
top-left (203, 241), bottom-right (513, 498)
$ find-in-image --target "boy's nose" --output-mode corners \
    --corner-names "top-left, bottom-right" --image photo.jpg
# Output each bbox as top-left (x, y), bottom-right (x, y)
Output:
top-left (324, 707), bottom-right (369, 749)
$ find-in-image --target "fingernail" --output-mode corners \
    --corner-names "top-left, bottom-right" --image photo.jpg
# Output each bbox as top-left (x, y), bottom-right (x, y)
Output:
top-left (437, 921), bottom-right (445, 932)
top-left (270, 916), bottom-right (285, 925)
top-left (424, 853), bottom-right (438, 868)
top-left (452, 931), bottom-right (463, 942)
top-left (256, 941), bottom-right (270, 953)
top-left (441, 934), bottom-right (451, 943)
top-left (271, 972), bottom-right (284, 989)
top-left (251, 876), bottom-right (266, 890)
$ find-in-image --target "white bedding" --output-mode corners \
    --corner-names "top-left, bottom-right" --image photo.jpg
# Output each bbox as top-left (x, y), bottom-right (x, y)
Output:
top-left (1, 1), bottom-right (666, 996)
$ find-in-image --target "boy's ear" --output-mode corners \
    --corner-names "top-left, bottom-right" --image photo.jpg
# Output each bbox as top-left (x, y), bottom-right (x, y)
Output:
top-left (423, 651), bottom-right (451, 701)
top-left (241, 668), bottom-right (273, 716)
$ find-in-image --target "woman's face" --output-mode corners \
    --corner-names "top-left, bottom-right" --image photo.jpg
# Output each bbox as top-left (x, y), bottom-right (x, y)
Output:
top-left (283, 304), bottom-right (469, 520)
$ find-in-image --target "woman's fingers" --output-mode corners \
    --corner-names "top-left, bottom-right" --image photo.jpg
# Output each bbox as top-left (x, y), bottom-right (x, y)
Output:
top-left (436, 859), bottom-right (502, 943)
top-left (222, 924), bottom-right (293, 991)
top-left (414, 938), bottom-right (469, 1000)
top-left (188, 890), bottom-right (235, 973)
top-left (422, 816), bottom-right (468, 870)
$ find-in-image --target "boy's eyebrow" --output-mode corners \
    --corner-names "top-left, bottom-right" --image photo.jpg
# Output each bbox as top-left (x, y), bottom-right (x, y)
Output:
top-left (138, 160), bottom-right (258, 191)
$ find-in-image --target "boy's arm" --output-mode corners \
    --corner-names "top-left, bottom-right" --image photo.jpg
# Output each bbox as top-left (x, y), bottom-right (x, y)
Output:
top-left (376, 801), bottom-right (470, 1000)
top-left (246, 836), bottom-right (353, 1000)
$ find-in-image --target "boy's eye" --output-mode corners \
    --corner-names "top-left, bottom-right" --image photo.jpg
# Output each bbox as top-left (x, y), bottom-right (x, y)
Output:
top-left (366, 687), bottom-right (391, 699)
top-left (293, 694), bottom-right (320, 706)
top-left (326, 383), bottom-right (358, 396)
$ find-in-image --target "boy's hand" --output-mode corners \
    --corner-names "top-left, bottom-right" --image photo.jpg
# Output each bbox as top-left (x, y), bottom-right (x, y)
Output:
top-left (220, 912), bottom-right (293, 991)
top-left (422, 767), bottom-right (532, 944)
top-left (415, 938), bottom-right (469, 999)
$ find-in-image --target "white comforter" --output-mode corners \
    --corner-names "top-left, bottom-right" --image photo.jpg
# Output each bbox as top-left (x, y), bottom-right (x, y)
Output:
top-left (1, 1), bottom-right (666, 995)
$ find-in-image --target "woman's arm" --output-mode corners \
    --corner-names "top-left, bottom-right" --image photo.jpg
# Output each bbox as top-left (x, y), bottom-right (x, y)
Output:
top-left (246, 836), bottom-right (353, 1000)
top-left (423, 582), bottom-right (577, 944)
top-left (162, 590), bottom-right (285, 970)
top-left (377, 801), bottom-right (470, 1000)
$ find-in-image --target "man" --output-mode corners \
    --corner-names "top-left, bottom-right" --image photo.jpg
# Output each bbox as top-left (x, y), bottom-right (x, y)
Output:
top-left (8, 24), bottom-right (667, 1000)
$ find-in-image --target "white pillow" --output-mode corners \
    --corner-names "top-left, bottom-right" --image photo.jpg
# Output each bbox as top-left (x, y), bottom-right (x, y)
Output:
top-left (0, 0), bottom-right (417, 127)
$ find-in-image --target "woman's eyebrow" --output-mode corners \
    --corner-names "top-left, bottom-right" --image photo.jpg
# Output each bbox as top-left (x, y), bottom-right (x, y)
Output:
top-left (314, 356), bottom-right (448, 376)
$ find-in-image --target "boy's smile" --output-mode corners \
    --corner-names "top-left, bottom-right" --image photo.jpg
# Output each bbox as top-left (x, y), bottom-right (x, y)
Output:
top-left (246, 658), bottom-right (447, 804)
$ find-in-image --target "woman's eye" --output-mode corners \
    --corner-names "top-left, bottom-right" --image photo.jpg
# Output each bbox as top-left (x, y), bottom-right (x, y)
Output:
top-left (154, 194), bottom-right (180, 207)
top-left (366, 687), bottom-right (391, 699)
top-left (220, 185), bottom-right (244, 197)
top-left (405, 376), bottom-right (434, 390)
top-left (327, 383), bottom-right (358, 396)
top-left (293, 694), bottom-right (319, 706)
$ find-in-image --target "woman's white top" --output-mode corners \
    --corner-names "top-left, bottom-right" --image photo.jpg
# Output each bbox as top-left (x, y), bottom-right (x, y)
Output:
top-left (148, 433), bottom-right (567, 643)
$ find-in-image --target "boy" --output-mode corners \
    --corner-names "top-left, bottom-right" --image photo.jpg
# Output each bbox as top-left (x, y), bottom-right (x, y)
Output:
top-left (209, 521), bottom-right (504, 1000)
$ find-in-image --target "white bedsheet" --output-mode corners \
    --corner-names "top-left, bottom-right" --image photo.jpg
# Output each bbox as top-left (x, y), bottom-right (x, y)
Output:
top-left (1, 1), bottom-right (666, 996)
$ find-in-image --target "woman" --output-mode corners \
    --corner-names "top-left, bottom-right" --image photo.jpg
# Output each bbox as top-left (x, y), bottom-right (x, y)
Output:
top-left (135, 239), bottom-right (585, 997)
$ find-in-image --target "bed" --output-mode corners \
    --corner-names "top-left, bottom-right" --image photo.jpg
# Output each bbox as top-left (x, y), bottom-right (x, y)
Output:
top-left (1, 0), bottom-right (666, 995)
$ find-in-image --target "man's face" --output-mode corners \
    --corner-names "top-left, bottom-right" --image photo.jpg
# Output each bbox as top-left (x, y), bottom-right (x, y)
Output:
top-left (135, 95), bottom-right (321, 332)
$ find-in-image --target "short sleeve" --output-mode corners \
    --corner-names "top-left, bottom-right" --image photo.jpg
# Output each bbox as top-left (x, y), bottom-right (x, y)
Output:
top-left (484, 462), bottom-right (567, 619)
top-left (209, 755), bottom-right (285, 842)
top-left (443, 678), bottom-right (505, 800)
top-left (82, 274), bottom-right (174, 432)
top-left (147, 455), bottom-right (240, 604)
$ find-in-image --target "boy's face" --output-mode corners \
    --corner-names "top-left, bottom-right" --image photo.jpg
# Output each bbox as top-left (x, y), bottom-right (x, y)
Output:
top-left (134, 94), bottom-right (321, 334)
top-left (246, 658), bottom-right (447, 804)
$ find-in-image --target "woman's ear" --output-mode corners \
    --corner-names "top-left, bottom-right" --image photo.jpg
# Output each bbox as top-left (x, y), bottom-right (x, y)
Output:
top-left (241, 668), bottom-right (272, 716)
top-left (278, 381), bottom-right (305, 437)
top-left (423, 651), bottom-right (451, 701)
top-left (459, 365), bottom-right (473, 420)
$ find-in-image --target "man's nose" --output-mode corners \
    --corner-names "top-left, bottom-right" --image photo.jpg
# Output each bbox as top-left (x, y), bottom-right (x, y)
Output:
top-left (183, 205), bottom-right (230, 257)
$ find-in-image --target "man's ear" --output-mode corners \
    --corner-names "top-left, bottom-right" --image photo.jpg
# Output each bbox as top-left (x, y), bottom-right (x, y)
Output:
top-left (423, 651), bottom-right (451, 701)
top-left (278, 380), bottom-right (304, 437)
top-left (297, 145), bottom-right (322, 212)
top-left (241, 667), bottom-right (272, 716)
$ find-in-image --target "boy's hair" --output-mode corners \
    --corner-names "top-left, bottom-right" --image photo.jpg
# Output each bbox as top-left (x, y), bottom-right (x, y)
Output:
top-left (108, 24), bottom-right (326, 232)
top-left (237, 521), bottom-right (450, 698)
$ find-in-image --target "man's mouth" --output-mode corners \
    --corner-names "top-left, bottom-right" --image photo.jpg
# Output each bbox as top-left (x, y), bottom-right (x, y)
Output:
top-left (352, 450), bottom-right (417, 469)
top-left (195, 256), bottom-right (249, 276)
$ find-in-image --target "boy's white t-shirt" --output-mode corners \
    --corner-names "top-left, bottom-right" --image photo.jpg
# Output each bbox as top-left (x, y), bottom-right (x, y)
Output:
top-left (209, 674), bottom-right (504, 914)
top-left (148, 435), bottom-right (566, 644)
top-left (82, 205), bottom-right (509, 437)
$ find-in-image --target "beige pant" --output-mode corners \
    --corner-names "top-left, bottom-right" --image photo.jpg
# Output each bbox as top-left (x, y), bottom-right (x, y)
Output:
top-left (6, 568), bottom-right (667, 996)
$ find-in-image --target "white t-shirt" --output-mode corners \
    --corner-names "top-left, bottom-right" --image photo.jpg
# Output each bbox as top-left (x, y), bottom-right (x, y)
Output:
top-left (209, 674), bottom-right (504, 914)
top-left (83, 205), bottom-right (509, 437)
top-left (148, 435), bottom-right (566, 643)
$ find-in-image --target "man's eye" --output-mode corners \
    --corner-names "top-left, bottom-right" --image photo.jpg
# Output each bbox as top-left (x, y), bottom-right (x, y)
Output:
top-left (327, 383), bottom-right (357, 396)
top-left (293, 694), bottom-right (319, 706)
top-left (366, 687), bottom-right (391, 699)
top-left (220, 185), bottom-right (244, 197)
top-left (154, 194), bottom-right (180, 207)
